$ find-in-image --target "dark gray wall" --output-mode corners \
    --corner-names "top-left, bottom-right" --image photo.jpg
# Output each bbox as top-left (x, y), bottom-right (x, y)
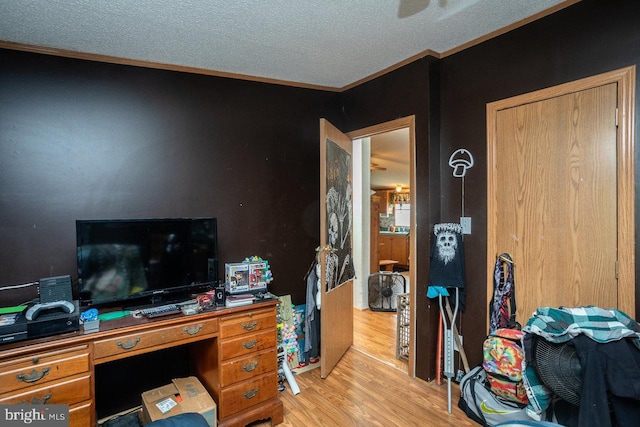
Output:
top-left (0, 49), bottom-right (342, 307)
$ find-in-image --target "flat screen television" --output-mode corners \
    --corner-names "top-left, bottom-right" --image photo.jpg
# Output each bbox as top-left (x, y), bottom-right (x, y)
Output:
top-left (76, 217), bottom-right (218, 307)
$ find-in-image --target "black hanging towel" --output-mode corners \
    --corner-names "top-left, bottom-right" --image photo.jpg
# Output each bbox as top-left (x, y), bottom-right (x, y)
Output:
top-left (428, 223), bottom-right (465, 288)
top-left (428, 222), bottom-right (466, 414)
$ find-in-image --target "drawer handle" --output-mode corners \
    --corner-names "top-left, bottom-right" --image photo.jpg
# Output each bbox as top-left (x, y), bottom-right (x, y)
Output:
top-left (16, 367), bottom-right (50, 383)
top-left (242, 321), bottom-right (258, 331)
top-left (117, 337), bottom-right (141, 350)
top-left (22, 393), bottom-right (52, 405)
top-left (242, 339), bottom-right (258, 349)
top-left (183, 324), bottom-right (203, 336)
top-left (243, 388), bottom-right (259, 399)
top-left (242, 361), bottom-right (258, 372)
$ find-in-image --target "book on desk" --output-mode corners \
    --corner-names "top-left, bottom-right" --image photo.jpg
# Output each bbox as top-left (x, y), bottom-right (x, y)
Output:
top-left (225, 293), bottom-right (255, 308)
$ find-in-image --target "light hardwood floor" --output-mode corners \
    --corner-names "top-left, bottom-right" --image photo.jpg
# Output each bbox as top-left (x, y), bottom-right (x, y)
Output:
top-left (250, 307), bottom-right (474, 426)
top-left (353, 306), bottom-right (408, 372)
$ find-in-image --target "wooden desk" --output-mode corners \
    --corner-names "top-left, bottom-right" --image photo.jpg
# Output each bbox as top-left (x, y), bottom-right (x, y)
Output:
top-left (0, 300), bottom-right (283, 427)
top-left (379, 259), bottom-right (399, 271)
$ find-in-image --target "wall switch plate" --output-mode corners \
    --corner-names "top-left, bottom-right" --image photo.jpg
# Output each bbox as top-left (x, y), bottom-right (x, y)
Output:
top-left (460, 217), bottom-right (471, 234)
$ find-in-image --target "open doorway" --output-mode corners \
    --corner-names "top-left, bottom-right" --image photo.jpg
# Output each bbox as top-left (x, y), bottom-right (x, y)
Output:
top-left (347, 116), bottom-right (416, 377)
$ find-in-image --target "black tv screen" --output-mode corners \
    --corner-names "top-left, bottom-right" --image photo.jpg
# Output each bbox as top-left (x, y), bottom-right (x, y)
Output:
top-left (76, 218), bottom-right (218, 307)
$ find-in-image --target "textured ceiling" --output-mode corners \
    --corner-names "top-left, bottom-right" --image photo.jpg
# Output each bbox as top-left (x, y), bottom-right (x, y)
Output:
top-left (0, 0), bottom-right (569, 89)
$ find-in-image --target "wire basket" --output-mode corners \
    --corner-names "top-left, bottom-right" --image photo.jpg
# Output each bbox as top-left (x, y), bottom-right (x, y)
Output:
top-left (396, 293), bottom-right (410, 360)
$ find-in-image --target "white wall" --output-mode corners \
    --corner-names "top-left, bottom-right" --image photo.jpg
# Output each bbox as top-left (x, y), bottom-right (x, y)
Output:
top-left (352, 137), bottom-right (371, 309)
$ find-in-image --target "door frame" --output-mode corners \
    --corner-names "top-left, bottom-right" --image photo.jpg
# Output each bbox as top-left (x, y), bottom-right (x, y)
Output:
top-left (486, 66), bottom-right (636, 320)
top-left (348, 115), bottom-right (417, 378)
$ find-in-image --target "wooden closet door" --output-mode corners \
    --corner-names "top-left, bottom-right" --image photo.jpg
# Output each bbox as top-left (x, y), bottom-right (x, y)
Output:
top-left (487, 67), bottom-right (636, 326)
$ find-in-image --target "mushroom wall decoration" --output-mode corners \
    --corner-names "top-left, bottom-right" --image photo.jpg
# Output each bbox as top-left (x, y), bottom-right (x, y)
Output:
top-left (448, 149), bottom-right (474, 178)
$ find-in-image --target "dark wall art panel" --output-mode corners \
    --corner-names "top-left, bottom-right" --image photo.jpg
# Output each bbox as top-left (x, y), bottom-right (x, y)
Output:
top-left (324, 138), bottom-right (355, 291)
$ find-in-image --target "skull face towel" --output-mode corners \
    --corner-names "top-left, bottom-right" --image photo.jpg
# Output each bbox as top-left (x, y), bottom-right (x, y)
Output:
top-left (428, 223), bottom-right (465, 289)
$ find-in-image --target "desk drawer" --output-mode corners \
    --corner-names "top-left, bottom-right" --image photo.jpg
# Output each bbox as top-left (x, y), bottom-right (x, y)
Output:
top-left (219, 307), bottom-right (276, 339)
top-left (94, 318), bottom-right (218, 361)
top-left (220, 348), bottom-right (277, 387)
top-left (219, 372), bottom-right (278, 418)
top-left (69, 401), bottom-right (93, 427)
top-left (0, 373), bottom-right (91, 406)
top-left (0, 346), bottom-right (89, 395)
top-left (220, 329), bottom-right (276, 360)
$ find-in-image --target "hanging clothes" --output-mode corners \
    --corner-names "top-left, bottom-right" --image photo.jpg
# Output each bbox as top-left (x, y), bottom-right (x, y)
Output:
top-left (303, 258), bottom-right (321, 361)
top-left (428, 223), bottom-right (466, 308)
top-left (489, 253), bottom-right (519, 332)
top-left (570, 335), bottom-right (640, 427)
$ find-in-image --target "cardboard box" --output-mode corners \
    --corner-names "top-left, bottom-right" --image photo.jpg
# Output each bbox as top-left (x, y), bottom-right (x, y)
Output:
top-left (141, 377), bottom-right (216, 427)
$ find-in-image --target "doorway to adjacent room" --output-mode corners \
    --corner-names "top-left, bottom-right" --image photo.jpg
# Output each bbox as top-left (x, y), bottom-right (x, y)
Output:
top-left (348, 116), bottom-right (416, 377)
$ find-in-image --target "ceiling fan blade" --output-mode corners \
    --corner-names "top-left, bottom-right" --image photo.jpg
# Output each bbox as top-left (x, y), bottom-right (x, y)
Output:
top-left (370, 162), bottom-right (387, 171)
top-left (398, 0), bottom-right (430, 18)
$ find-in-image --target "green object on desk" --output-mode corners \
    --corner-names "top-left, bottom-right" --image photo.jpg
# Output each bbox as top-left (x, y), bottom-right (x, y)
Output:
top-left (0, 305), bottom-right (27, 315)
top-left (98, 311), bottom-right (130, 321)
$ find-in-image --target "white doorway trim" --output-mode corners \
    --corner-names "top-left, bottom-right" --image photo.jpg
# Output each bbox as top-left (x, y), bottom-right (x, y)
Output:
top-left (351, 137), bottom-right (370, 310)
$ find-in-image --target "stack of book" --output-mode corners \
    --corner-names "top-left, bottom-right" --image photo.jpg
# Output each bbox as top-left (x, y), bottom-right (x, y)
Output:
top-left (225, 293), bottom-right (255, 308)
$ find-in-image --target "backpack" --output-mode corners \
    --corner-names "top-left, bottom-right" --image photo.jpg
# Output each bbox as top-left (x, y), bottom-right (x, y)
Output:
top-left (458, 365), bottom-right (531, 426)
top-left (489, 253), bottom-right (520, 332)
top-left (482, 328), bottom-right (529, 405)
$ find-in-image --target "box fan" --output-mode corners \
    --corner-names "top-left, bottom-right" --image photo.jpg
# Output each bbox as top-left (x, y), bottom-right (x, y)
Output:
top-left (368, 272), bottom-right (406, 311)
top-left (532, 336), bottom-right (582, 406)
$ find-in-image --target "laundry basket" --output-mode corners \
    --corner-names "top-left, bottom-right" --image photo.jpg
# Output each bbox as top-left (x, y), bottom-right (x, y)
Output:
top-left (396, 293), bottom-right (410, 360)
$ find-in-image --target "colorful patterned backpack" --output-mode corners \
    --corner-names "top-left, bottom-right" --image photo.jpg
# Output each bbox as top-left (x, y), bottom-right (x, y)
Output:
top-left (482, 328), bottom-right (529, 405)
